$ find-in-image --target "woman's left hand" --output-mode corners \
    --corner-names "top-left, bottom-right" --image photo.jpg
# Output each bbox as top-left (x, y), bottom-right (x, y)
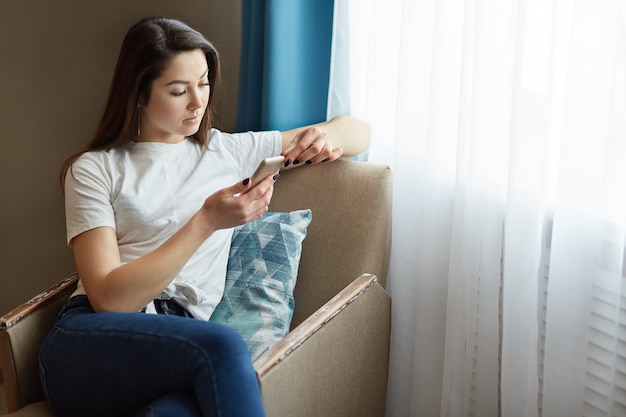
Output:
top-left (281, 126), bottom-right (344, 168)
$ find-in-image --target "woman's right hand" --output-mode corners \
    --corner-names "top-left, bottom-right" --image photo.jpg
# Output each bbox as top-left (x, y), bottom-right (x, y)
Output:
top-left (196, 173), bottom-right (277, 233)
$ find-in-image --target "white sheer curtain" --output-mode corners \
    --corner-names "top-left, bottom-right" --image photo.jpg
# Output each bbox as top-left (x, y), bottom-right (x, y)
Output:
top-left (329, 1), bottom-right (626, 416)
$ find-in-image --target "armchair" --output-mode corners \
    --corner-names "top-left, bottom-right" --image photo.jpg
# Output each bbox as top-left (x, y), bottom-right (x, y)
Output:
top-left (1, 159), bottom-right (393, 417)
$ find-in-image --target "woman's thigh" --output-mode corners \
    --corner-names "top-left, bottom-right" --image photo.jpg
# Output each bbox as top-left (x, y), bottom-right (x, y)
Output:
top-left (39, 296), bottom-right (264, 417)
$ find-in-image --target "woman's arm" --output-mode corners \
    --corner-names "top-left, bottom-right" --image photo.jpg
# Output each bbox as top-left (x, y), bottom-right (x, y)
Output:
top-left (280, 115), bottom-right (370, 168)
top-left (72, 176), bottom-right (276, 313)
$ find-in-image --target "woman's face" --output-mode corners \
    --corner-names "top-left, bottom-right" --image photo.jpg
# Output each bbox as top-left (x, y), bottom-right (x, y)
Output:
top-left (139, 49), bottom-right (210, 143)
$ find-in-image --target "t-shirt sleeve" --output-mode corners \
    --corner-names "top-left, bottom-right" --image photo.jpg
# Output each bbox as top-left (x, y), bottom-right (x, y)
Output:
top-left (64, 154), bottom-right (116, 246)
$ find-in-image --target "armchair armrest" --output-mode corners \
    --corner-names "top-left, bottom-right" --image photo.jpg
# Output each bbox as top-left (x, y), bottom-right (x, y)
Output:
top-left (1, 273), bottom-right (79, 412)
top-left (254, 274), bottom-right (391, 417)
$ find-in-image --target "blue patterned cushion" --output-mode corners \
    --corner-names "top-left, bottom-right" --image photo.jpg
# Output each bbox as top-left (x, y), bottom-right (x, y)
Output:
top-left (209, 210), bottom-right (312, 360)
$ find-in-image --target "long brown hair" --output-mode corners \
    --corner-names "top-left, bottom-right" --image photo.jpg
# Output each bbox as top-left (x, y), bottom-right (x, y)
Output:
top-left (60, 17), bottom-right (221, 189)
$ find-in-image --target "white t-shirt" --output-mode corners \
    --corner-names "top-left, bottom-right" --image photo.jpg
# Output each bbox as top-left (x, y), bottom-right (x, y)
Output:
top-left (65, 128), bottom-right (282, 320)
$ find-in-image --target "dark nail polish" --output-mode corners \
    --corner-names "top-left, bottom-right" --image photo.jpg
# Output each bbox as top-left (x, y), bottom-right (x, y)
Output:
top-left (293, 159), bottom-right (300, 165)
top-left (305, 160), bottom-right (312, 165)
top-left (242, 178), bottom-right (250, 185)
top-left (322, 157), bottom-right (330, 162)
top-left (284, 159), bottom-right (292, 168)
top-left (273, 173), bottom-right (280, 181)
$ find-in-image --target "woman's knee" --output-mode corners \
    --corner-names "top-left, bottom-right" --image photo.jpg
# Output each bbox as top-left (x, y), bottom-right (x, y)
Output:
top-left (194, 322), bottom-right (250, 360)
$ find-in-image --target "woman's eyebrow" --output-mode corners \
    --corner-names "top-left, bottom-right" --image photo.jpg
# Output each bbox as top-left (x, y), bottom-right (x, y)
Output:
top-left (165, 69), bottom-right (209, 86)
top-left (165, 80), bottom-right (190, 86)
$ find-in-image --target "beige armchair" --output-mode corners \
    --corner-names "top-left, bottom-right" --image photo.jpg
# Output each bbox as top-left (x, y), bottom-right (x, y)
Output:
top-left (1, 159), bottom-right (393, 417)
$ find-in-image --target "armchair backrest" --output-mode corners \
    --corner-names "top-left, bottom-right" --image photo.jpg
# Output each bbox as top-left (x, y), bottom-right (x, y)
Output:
top-left (268, 159), bottom-right (393, 328)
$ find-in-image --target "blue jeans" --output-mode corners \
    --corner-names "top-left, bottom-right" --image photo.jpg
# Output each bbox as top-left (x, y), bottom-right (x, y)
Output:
top-left (39, 296), bottom-right (266, 417)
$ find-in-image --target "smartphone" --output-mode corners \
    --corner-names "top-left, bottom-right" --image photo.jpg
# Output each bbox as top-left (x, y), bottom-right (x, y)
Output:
top-left (249, 156), bottom-right (285, 188)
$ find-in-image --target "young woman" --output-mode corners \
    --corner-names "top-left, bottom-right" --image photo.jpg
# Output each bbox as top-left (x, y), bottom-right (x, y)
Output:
top-left (38, 16), bottom-right (369, 417)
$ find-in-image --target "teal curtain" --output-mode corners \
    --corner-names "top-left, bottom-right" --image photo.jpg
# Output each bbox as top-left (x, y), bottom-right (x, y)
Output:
top-left (236, 0), bottom-right (335, 132)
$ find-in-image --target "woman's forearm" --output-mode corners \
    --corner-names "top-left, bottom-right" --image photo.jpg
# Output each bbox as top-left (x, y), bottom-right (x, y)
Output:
top-left (76, 212), bottom-right (215, 313)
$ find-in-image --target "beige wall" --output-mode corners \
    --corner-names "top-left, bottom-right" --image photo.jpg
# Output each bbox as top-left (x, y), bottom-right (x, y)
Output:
top-left (0, 0), bottom-right (242, 313)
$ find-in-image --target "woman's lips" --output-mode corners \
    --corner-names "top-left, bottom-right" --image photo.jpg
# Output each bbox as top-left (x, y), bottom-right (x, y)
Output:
top-left (184, 115), bottom-right (202, 124)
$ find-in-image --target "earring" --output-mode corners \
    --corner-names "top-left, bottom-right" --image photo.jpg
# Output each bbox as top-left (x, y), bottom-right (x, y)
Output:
top-left (137, 114), bottom-right (141, 136)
